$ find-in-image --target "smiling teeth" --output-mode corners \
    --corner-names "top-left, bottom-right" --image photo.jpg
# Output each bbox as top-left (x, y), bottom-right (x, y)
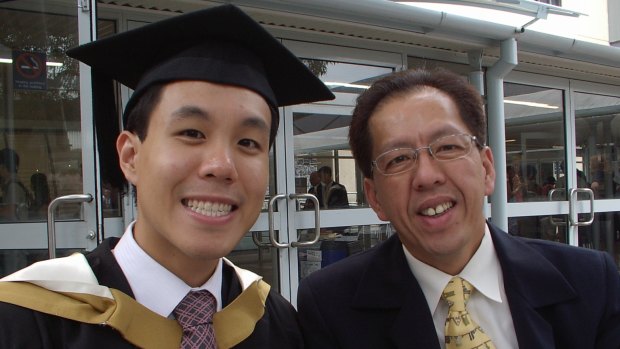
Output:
top-left (187, 199), bottom-right (232, 217)
top-left (421, 202), bottom-right (453, 216)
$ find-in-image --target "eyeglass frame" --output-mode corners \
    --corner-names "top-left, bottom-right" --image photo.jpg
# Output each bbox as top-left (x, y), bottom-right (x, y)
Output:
top-left (371, 133), bottom-right (486, 176)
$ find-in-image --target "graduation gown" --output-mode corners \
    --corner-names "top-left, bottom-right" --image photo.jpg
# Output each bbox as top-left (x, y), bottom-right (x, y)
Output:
top-left (0, 238), bottom-right (303, 348)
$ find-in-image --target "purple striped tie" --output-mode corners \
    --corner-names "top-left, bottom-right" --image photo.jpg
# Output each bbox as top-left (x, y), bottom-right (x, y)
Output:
top-left (174, 290), bottom-right (217, 349)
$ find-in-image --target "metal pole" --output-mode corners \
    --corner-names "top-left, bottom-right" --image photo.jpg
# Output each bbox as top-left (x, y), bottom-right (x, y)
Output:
top-left (487, 38), bottom-right (518, 231)
top-left (47, 194), bottom-right (92, 258)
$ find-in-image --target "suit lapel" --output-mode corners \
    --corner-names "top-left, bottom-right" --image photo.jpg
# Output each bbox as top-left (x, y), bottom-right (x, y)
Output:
top-left (389, 292), bottom-right (442, 348)
top-left (501, 284), bottom-right (556, 348)
top-left (489, 223), bottom-right (577, 349)
top-left (350, 235), bottom-right (441, 349)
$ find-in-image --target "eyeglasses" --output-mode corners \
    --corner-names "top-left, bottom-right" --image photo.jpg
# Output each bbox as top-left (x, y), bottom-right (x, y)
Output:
top-left (372, 133), bottom-right (484, 176)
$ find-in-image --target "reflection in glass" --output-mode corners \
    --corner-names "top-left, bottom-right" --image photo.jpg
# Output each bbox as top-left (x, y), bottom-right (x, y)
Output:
top-left (293, 60), bottom-right (393, 209)
top-left (297, 223), bottom-right (394, 280)
top-left (582, 211), bottom-right (620, 268)
top-left (574, 92), bottom-right (620, 200)
top-left (508, 215), bottom-right (568, 242)
top-left (262, 148), bottom-right (276, 212)
top-left (228, 230), bottom-right (280, 292)
top-left (573, 92), bottom-right (620, 270)
top-left (511, 212), bottom-right (620, 270)
top-left (504, 83), bottom-right (566, 204)
top-left (0, 3), bottom-right (88, 222)
top-left (233, 224), bottom-right (396, 285)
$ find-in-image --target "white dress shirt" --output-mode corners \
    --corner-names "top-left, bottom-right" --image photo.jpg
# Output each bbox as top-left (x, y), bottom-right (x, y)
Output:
top-left (402, 224), bottom-right (519, 348)
top-left (112, 222), bottom-right (224, 318)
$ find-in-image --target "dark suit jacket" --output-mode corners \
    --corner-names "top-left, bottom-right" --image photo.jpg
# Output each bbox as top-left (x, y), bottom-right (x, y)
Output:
top-left (323, 182), bottom-right (349, 209)
top-left (297, 222), bottom-right (620, 348)
top-left (307, 184), bottom-right (323, 209)
top-left (0, 238), bottom-right (303, 348)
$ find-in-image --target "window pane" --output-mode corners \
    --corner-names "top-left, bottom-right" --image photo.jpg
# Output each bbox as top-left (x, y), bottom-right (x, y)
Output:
top-left (293, 60), bottom-right (393, 209)
top-left (574, 92), bottom-right (620, 200)
top-left (297, 223), bottom-right (395, 280)
top-left (504, 83), bottom-right (566, 204)
top-left (0, 2), bottom-right (83, 222)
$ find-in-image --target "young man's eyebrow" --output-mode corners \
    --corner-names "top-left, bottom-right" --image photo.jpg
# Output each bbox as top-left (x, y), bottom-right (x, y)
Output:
top-left (241, 116), bottom-right (270, 133)
top-left (171, 105), bottom-right (269, 132)
top-left (171, 105), bottom-right (209, 119)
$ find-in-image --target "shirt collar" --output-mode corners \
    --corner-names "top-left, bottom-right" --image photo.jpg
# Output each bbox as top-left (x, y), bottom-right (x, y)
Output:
top-left (112, 222), bottom-right (223, 318)
top-left (402, 223), bottom-right (503, 314)
top-left (460, 224), bottom-right (503, 304)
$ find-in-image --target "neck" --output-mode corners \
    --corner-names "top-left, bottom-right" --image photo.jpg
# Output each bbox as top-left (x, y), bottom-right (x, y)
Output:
top-left (171, 258), bottom-right (219, 287)
top-left (132, 226), bottom-right (219, 288)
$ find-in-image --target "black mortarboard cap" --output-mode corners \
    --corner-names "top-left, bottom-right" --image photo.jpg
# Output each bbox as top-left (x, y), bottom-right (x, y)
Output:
top-left (66, 4), bottom-right (334, 123)
top-left (66, 4), bottom-right (333, 190)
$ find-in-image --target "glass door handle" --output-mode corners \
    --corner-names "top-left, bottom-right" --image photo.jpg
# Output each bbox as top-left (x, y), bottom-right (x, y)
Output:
top-left (268, 194), bottom-right (289, 248)
top-left (47, 194), bottom-right (93, 259)
top-left (251, 231), bottom-right (271, 247)
top-left (289, 193), bottom-right (321, 248)
top-left (569, 187), bottom-right (594, 227)
top-left (548, 188), bottom-right (566, 226)
top-left (548, 188), bottom-right (565, 201)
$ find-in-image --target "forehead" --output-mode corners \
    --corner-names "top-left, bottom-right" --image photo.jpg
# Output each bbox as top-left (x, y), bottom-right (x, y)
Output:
top-left (151, 81), bottom-right (271, 124)
top-left (369, 88), bottom-right (469, 149)
top-left (375, 87), bottom-right (461, 121)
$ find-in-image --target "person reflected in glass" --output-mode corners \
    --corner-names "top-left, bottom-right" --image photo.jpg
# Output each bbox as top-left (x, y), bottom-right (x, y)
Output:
top-left (506, 165), bottom-right (524, 202)
top-left (29, 172), bottom-right (51, 220)
top-left (522, 164), bottom-right (542, 200)
top-left (297, 68), bottom-right (620, 349)
top-left (541, 175), bottom-right (557, 197)
top-left (318, 166), bottom-right (349, 209)
top-left (589, 158), bottom-right (607, 199)
top-left (0, 148), bottom-right (31, 221)
top-left (304, 170), bottom-right (323, 209)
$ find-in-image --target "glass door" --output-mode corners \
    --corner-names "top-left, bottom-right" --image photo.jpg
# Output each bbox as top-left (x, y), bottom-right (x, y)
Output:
top-left (503, 76), bottom-right (572, 244)
top-left (504, 71), bottom-right (620, 269)
top-left (285, 102), bottom-right (394, 302)
top-left (571, 82), bottom-right (620, 267)
top-left (281, 42), bottom-right (403, 302)
top-left (230, 42), bottom-right (403, 302)
top-left (0, 0), bottom-right (99, 277)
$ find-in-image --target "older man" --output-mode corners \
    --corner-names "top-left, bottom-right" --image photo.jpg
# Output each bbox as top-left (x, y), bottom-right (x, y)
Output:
top-left (297, 68), bottom-right (620, 349)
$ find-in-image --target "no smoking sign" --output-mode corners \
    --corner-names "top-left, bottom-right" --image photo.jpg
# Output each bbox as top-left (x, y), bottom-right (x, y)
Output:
top-left (13, 50), bottom-right (47, 90)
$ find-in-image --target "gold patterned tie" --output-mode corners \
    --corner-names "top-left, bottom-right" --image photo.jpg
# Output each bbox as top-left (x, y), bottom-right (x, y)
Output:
top-left (441, 277), bottom-right (496, 349)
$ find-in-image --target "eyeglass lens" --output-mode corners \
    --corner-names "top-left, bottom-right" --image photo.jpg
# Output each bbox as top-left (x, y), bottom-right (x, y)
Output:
top-left (374, 134), bottom-right (475, 175)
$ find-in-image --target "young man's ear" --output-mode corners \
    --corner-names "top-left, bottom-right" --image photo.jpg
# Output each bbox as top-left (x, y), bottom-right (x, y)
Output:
top-left (117, 131), bottom-right (140, 186)
top-left (364, 177), bottom-right (389, 221)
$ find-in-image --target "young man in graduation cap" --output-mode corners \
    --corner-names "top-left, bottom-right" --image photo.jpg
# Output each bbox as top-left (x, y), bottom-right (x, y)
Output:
top-left (0, 4), bottom-right (333, 348)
